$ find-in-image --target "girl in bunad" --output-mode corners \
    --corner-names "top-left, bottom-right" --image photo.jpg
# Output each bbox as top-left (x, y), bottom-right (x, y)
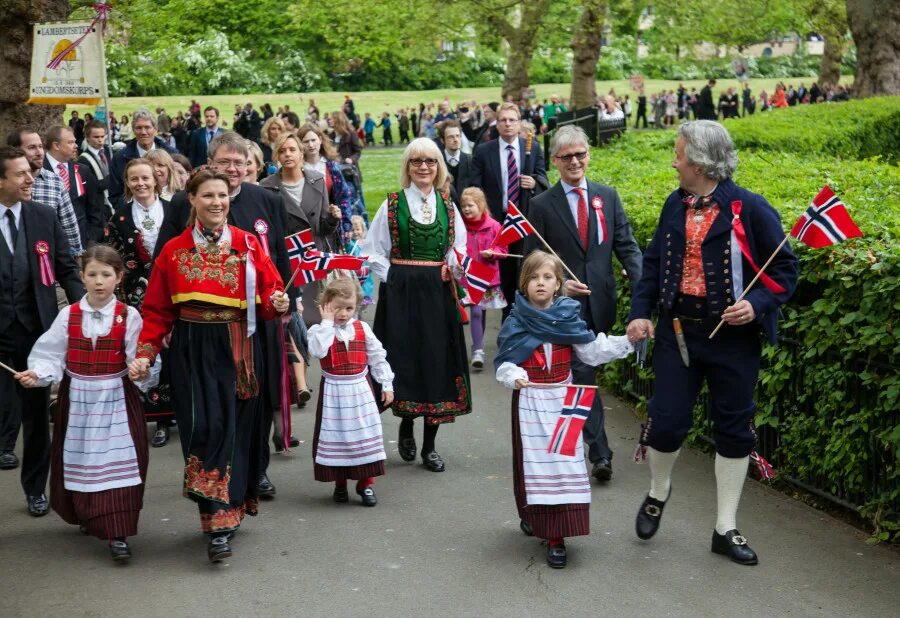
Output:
top-left (105, 158), bottom-right (174, 448)
top-left (129, 170), bottom-right (290, 563)
top-left (346, 215), bottom-right (374, 308)
top-left (15, 245), bottom-right (159, 562)
top-left (494, 251), bottom-right (633, 569)
top-left (458, 187), bottom-right (507, 371)
top-left (307, 278), bottom-right (394, 506)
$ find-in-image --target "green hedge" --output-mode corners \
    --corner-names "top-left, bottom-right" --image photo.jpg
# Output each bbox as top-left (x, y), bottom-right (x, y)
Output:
top-left (590, 98), bottom-right (900, 538)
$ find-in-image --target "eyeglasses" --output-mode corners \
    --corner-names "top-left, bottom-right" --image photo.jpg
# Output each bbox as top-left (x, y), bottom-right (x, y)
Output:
top-left (408, 158), bottom-right (438, 168)
top-left (554, 151), bottom-right (589, 163)
top-left (212, 159), bottom-right (247, 170)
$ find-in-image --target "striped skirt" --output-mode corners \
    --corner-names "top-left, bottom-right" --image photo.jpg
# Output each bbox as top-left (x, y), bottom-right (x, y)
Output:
top-left (511, 390), bottom-right (589, 540)
top-left (50, 375), bottom-right (148, 539)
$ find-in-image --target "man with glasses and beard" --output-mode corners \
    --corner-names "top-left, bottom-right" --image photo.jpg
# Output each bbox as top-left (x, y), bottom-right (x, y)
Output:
top-left (154, 132), bottom-right (296, 501)
top-left (523, 125), bottom-right (642, 484)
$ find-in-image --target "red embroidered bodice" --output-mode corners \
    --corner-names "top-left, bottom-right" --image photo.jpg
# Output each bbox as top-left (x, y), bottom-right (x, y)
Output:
top-left (320, 321), bottom-right (368, 375)
top-left (519, 344), bottom-right (572, 383)
top-left (66, 302), bottom-right (128, 376)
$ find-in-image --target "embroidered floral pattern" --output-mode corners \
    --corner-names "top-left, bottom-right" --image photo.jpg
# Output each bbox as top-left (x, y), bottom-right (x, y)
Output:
top-left (173, 244), bottom-right (242, 293)
top-left (200, 507), bottom-right (243, 534)
top-left (136, 342), bottom-right (158, 362)
top-left (387, 192), bottom-right (401, 259)
top-left (392, 376), bottom-right (471, 423)
top-left (183, 455), bottom-right (231, 503)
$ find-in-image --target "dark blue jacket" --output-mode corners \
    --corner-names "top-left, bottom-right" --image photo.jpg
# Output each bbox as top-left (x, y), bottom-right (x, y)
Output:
top-left (108, 137), bottom-right (177, 203)
top-left (627, 178), bottom-right (798, 344)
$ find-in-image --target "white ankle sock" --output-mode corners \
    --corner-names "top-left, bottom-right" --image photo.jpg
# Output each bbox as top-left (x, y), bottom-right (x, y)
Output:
top-left (715, 454), bottom-right (750, 534)
top-left (648, 447), bottom-right (680, 500)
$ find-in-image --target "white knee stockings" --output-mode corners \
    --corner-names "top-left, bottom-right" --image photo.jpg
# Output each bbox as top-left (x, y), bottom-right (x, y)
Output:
top-left (715, 454), bottom-right (749, 534)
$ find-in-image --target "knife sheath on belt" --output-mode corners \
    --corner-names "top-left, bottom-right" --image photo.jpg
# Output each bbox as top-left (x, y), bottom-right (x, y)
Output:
top-left (672, 317), bottom-right (690, 367)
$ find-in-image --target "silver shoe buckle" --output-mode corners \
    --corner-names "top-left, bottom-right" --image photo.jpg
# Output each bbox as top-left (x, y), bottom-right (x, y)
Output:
top-left (645, 504), bottom-right (662, 517)
top-left (731, 534), bottom-right (748, 546)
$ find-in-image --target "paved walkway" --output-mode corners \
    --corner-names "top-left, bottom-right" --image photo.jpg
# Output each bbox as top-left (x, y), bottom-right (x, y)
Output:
top-left (0, 311), bottom-right (897, 616)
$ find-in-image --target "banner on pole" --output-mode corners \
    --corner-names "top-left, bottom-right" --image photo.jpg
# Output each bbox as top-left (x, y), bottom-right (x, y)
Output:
top-left (27, 21), bottom-right (105, 105)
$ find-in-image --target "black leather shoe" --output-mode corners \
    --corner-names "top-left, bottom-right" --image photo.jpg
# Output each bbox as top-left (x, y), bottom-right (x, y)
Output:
top-left (257, 474), bottom-right (276, 499)
top-left (27, 494), bottom-right (49, 517)
top-left (151, 426), bottom-right (169, 448)
top-left (520, 519), bottom-right (534, 536)
top-left (207, 535), bottom-right (232, 563)
top-left (398, 436), bottom-right (417, 462)
top-left (591, 458), bottom-right (612, 482)
top-left (0, 451), bottom-right (19, 469)
top-left (422, 451), bottom-right (445, 472)
top-left (272, 436), bottom-right (285, 453)
top-left (357, 486), bottom-right (377, 507)
top-left (297, 389), bottom-right (312, 408)
top-left (547, 543), bottom-right (567, 568)
top-left (333, 485), bottom-right (349, 503)
top-left (711, 529), bottom-right (759, 565)
top-left (109, 540), bottom-right (131, 562)
top-left (288, 436), bottom-right (300, 447)
top-left (635, 490), bottom-right (670, 540)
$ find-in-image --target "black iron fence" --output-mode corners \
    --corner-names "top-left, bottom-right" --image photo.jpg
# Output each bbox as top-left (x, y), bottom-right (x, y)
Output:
top-left (543, 107), bottom-right (626, 154)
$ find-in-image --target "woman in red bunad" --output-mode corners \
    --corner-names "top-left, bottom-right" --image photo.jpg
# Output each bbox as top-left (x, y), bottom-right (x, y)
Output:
top-left (129, 170), bottom-right (289, 563)
top-left (494, 251), bottom-right (633, 569)
top-left (16, 245), bottom-right (158, 562)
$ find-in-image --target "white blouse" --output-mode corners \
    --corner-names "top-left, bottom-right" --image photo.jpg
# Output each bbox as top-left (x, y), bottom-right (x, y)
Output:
top-left (27, 296), bottom-right (160, 390)
top-left (131, 197), bottom-right (164, 256)
top-left (495, 333), bottom-right (633, 389)
top-left (307, 318), bottom-right (394, 392)
top-left (360, 185), bottom-right (467, 280)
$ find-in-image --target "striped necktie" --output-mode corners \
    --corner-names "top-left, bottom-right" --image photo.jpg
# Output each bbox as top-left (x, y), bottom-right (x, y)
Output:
top-left (57, 163), bottom-right (70, 191)
top-left (506, 144), bottom-right (519, 207)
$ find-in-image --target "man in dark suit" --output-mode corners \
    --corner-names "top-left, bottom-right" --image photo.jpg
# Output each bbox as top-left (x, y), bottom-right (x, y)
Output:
top-left (470, 102), bottom-right (548, 317)
top-left (188, 106), bottom-right (224, 168)
top-left (462, 102), bottom-right (500, 146)
top-left (438, 121), bottom-right (471, 200)
top-left (109, 108), bottom-right (177, 202)
top-left (78, 120), bottom-right (113, 226)
top-left (0, 146), bottom-right (84, 515)
top-left (525, 125), bottom-right (643, 483)
top-left (43, 126), bottom-right (104, 247)
top-left (154, 132), bottom-right (296, 501)
top-left (698, 79), bottom-right (717, 120)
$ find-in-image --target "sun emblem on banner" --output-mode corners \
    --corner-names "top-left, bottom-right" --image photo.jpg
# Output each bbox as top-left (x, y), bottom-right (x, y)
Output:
top-left (44, 39), bottom-right (85, 82)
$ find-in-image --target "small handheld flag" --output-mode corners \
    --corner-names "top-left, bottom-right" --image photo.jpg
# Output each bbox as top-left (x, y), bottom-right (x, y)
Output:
top-left (547, 386), bottom-right (595, 456)
top-left (453, 248), bottom-right (494, 305)
top-left (301, 250), bottom-right (367, 271)
top-left (790, 186), bottom-right (863, 248)
top-left (496, 202), bottom-right (535, 246)
top-left (285, 229), bottom-right (325, 286)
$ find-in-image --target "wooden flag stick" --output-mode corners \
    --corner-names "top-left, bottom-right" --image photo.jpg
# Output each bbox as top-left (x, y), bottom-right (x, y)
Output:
top-left (526, 382), bottom-right (598, 390)
top-left (284, 266), bottom-right (303, 289)
top-left (493, 252), bottom-right (525, 258)
top-left (0, 360), bottom-right (18, 375)
top-left (531, 226), bottom-right (583, 284)
top-left (708, 235), bottom-right (790, 339)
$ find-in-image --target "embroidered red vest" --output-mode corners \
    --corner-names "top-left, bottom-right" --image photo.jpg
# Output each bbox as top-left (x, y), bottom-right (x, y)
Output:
top-left (519, 344), bottom-right (572, 383)
top-left (66, 302), bottom-right (128, 376)
top-left (320, 321), bottom-right (368, 375)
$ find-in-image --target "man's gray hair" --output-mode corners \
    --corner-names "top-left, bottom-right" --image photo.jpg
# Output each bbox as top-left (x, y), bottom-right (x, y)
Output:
top-left (208, 131), bottom-right (249, 161)
top-left (678, 120), bottom-right (738, 181)
top-left (550, 125), bottom-right (590, 157)
top-left (131, 107), bottom-right (157, 128)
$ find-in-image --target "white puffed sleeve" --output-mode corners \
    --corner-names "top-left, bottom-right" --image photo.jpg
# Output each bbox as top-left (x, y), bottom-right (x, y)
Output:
top-left (27, 306), bottom-right (72, 387)
top-left (573, 333), bottom-right (633, 366)
top-left (125, 306), bottom-right (160, 391)
top-left (496, 362), bottom-right (528, 390)
top-left (360, 321), bottom-right (394, 391)
top-left (444, 204), bottom-right (468, 269)
top-left (359, 200), bottom-right (392, 281)
top-left (307, 320), bottom-right (337, 358)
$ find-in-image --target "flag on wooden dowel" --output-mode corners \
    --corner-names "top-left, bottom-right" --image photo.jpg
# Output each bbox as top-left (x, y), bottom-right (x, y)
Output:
top-left (790, 185), bottom-right (863, 248)
top-left (495, 202), bottom-right (536, 246)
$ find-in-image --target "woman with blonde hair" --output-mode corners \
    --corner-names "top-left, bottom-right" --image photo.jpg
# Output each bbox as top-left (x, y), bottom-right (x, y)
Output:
top-left (144, 149), bottom-right (184, 201)
top-left (361, 137), bottom-right (470, 473)
top-left (245, 140), bottom-right (265, 183)
top-left (260, 116), bottom-right (286, 167)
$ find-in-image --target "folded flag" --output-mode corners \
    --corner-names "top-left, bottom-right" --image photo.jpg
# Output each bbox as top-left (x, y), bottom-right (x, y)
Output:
top-left (790, 185), bottom-right (863, 248)
top-left (453, 248), bottom-right (494, 305)
top-left (496, 202), bottom-right (535, 246)
top-left (547, 386), bottom-right (595, 457)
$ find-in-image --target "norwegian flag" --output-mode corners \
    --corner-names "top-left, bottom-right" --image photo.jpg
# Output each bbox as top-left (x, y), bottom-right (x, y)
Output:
top-left (285, 229), bottom-right (326, 285)
top-left (301, 249), bottom-right (367, 271)
top-left (495, 202), bottom-right (535, 246)
top-left (453, 248), bottom-right (494, 305)
top-left (790, 186), bottom-right (863, 249)
top-left (547, 386), bottom-right (595, 456)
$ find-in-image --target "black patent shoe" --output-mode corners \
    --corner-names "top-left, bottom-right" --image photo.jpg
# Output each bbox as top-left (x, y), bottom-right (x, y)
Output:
top-left (0, 450), bottom-right (20, 469)
top-left (711, 529), bottom-right (759, 565)
top-left (398, 436), bottom-right (417, 462)
top-left (635, 490), bottom-right (670, 540)
top-left (109, 539), bottom-right (131, 562)
top-left (272, 436), bottom-right (285, 453)
top-left (151, 426), bottom-right (170, 448)
top-left (357, 486), bottom-right (377, 507)
top-left (520, 519), bottom-right (534, 536)
top-left (27, 493), bottom-right (49, 517)
top-left (422, 451), bottom-right (445, 472)
top-left (207, 535), bottom-right (232, 563)
top-left (591, 458), bottom-right (612, 482)
top-left (547, 543), bottom-right (567, 569)
top-left (257, 474), bottom-right (276, 499)
top-left (333, 485), bottom-right (349, 503)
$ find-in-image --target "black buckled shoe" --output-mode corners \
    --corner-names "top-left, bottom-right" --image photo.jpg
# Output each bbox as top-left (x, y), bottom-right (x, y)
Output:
top-left (635, 490), bottom-right (670, 540)
top-left (333, 485), bottom-right (349, 503)
top-left (207, 535), bottom-right (232, 563)
top-left (520, 519), bottom-right (534, 536)
top-left (296, 389), bottom-right (312, 408)
top-left (547, 543), bottom-right (567, 569)
top-left (711, 529), bottom-right (759, 565)
top-left (27, 493), bottom-right (49, 517)
top-left (0, 450), bottom-right (19, 469)
top-left (422, 451), bottom-right (445, 472)
top-left (257, 474), bottom-right (276, 499)
top-left (591, 458), bottom-right (613, 482)
top-left (398, 436), bottom-right (417, 462)
top-left (357, 486), bottom-right (377, 507)
top-left (109, 540), bottom-right (131, 562)
top-left (151, 426), bottom-right (170, 448)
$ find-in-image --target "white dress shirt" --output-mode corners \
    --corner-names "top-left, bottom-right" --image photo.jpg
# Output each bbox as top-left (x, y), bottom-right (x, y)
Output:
top-left (0, 202), bottom-right (22, 252)
top-left (498, 137), bottom-right (520, 210)
top-left (445, 149), bottom-right (461, 167)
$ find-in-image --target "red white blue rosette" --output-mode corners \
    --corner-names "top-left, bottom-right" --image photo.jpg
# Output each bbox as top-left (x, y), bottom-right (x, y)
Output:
top-left (254, 219), bottom-right (270, 256)
top-left (591, 195), bottom-right (607, 246)
top-left (34, 241), bottom-right (55, 286)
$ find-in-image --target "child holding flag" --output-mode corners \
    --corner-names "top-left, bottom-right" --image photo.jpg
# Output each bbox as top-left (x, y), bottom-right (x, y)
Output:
top-left (495, 251), bottom-right (633, 569)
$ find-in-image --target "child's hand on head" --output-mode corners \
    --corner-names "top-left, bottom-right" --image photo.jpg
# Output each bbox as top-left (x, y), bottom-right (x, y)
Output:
top-left (320, 301), bottom-right (334, 321)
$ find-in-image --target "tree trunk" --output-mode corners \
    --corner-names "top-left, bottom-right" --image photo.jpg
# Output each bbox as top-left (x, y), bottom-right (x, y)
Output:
top-left (569, 0), bottom-right (606, 109)
top-left (494, 0), bottom-right (551, 101)
top-left (846, 0), bottom-right (900, 97)
top-left (503, 36), bottom-right (536, 102)
top-left (0, 0), bottom-right (70, 139)
top-left (818, 31), bottom-right (843, 88)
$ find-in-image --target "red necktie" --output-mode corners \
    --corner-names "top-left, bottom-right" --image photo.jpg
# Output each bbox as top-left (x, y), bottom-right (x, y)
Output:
top-left (573, 187), bottom-right (589, 250)
top-left (57, 163), bottom-right (70, 191)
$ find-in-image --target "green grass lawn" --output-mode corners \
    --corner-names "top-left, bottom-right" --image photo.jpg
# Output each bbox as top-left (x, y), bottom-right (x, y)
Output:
top-left (69, 77), bottom-right (851, 120)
